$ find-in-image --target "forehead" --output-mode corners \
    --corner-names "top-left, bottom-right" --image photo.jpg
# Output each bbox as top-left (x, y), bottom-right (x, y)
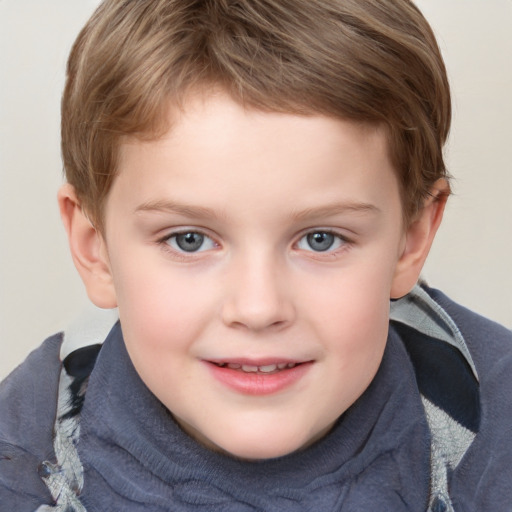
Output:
top-left (111, 92), bottom-right (401, 224)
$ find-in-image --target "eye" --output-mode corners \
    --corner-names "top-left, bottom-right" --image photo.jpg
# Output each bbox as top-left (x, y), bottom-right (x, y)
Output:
top-left (296, 231), bottom-right (345, 252)
top-left (165, 231), bottom-right (217, 253)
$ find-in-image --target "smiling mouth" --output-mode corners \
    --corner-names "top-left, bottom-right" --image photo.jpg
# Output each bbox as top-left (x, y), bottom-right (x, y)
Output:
top-left (211, 362), bottom-right (302, 374)
top-left (206, 359), bottom-right (313, 395)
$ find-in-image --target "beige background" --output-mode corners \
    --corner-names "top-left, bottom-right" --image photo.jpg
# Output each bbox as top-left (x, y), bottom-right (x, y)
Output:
top-left (1, 1), bottom-right (511, 380)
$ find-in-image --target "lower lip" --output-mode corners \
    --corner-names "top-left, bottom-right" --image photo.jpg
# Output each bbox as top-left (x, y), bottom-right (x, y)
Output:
top-left (205, 362), bottom-right (313, 396)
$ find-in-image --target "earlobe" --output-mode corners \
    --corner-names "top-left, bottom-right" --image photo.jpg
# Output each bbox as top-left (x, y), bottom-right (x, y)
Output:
top-left (58, 183), bottom-right (117, 309)
top-left (391, 179), bottom-right (449, 299)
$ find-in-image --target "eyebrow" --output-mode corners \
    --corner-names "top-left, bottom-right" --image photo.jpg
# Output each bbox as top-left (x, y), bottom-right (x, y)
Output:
top-left (291, 202), bottom-right (381, 221)
top-left (134, 199), bottom-right (381, 221)
top-left (134, 200), bottom-right (219, 219)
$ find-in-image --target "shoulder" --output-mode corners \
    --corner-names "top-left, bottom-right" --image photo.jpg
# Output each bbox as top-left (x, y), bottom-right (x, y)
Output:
top-left (426, 287), bottom-right (512, 372)
top-left (424, 288), bottom-right (512, 509)
top-left (0, 334), bottom-right (62, 508)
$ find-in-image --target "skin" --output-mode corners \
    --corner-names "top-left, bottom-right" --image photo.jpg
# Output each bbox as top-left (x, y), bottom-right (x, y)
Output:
top-left (59, 91), bottom-right (447, 460)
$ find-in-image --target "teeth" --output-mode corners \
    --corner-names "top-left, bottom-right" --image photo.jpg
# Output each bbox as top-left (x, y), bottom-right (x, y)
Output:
top-left (241, 364), bottom-right (259, 372)
top-left (219, 362), bottom-right (298, 373)
top-left (259, 364), bottom-right (277, 373)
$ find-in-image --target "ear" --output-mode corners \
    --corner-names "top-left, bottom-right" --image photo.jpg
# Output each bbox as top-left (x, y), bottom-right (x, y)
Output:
top-left (58, 183), bottom-right (117, 309)
top-left (391, 179), bottom-right (449, 299)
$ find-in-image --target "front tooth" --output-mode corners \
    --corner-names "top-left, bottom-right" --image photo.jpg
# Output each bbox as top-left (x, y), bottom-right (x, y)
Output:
top-left (242, 365), bottom-right (259, 373)
top-left (259, 364), bottom-right (277, 373)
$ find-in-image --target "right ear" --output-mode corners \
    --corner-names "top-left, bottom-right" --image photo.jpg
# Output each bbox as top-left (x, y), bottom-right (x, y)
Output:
top-left (58, 184), bottom-right (117, 309)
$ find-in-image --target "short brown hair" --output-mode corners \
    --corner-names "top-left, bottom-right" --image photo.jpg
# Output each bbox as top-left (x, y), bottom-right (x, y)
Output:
top-left (61, 0), bottom-right (451, 229)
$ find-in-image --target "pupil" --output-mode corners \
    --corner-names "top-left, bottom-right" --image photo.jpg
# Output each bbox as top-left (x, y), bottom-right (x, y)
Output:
top-left (307, 232), bottom-right (334, 252)
top-left (176, 232), bottom-right (204, 252)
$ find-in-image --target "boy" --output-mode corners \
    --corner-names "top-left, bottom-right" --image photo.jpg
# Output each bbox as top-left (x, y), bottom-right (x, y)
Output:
top-left (1, 0), bottom-right (511, 510)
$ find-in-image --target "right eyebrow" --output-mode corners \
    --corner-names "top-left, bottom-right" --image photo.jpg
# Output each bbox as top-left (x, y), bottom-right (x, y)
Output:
top-left (134, 199), bottom-right (220, 220)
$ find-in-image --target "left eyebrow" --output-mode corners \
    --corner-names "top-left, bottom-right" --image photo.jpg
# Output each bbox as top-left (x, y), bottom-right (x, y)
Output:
top-left (291, 202), bottom-right (381, 221)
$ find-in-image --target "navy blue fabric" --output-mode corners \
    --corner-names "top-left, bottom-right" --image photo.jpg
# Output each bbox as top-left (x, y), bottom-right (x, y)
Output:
top-left (394, 322), bottom-right (480, 432)
top-left (61, 344), bottom-right (102, 421)
top-left (0, 334), bottom-right (62, 511)
top-left (428, 290), bottom-right (512, 511)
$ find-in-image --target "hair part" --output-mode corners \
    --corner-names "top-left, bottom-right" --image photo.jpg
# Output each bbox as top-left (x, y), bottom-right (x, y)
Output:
top-left (61, 0), bottom-right (451, 230)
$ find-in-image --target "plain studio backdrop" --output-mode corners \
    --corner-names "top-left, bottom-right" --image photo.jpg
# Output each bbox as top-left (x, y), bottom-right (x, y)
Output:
top-left (1, 1), bottom-right (511, 379)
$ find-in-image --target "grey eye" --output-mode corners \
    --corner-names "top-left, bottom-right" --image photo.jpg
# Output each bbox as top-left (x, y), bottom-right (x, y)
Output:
top-left (306, 232), bottom-right (335, 252)
top-left (296, 231), bottom-right (345, 253)
top-left (175, 232), bottom-right (204, 252)
top-left (166, 232), bottom-right (214, 253)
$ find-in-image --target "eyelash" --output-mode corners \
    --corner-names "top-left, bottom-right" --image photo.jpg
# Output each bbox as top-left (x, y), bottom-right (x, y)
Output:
top-left (157, 228), bottom-right (352, 260)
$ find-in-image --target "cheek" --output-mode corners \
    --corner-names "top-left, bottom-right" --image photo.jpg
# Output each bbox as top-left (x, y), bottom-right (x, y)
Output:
top-left (111, 256), bottom-right (216, 355)
top-left (114, 268), bottom-right (214, 404)
top-left (303, 256), bottom-right (393, 382)
top-left (318, 298), bottom-right (389, 412)
top-left (305, 253), bottom-right (394, 327)
top-left (321, 295), bottom-right (389, 374)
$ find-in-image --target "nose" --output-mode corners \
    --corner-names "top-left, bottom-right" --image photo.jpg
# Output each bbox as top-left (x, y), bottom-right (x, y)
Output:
top-left (221, 253), bottom-right (295, 332)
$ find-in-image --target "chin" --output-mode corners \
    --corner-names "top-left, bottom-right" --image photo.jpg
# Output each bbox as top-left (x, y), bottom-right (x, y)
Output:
top-left (210, 430), bottom-right (319, 461)
top-left (178, 412), bottom-right (332, 460)
top-left (221, 443), bottom-right (300, 461)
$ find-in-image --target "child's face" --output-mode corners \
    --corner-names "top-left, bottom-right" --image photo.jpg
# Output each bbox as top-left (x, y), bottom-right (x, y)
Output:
top-left (100, 92), bottom-right (408, 459)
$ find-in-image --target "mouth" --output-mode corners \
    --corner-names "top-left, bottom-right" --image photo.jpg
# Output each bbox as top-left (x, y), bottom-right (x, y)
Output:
top-left (205, 359), bottom-right (313, 395)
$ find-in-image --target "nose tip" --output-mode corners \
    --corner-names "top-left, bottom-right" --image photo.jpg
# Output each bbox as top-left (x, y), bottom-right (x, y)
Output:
top-left (221, 266), bottom-right (294, 332)
top-left (223, 302), bottom-right (291, 332)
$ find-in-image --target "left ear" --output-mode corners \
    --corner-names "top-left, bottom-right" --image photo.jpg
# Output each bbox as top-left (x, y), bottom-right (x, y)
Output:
top-left (391, 178), bottom-right (449, 299)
